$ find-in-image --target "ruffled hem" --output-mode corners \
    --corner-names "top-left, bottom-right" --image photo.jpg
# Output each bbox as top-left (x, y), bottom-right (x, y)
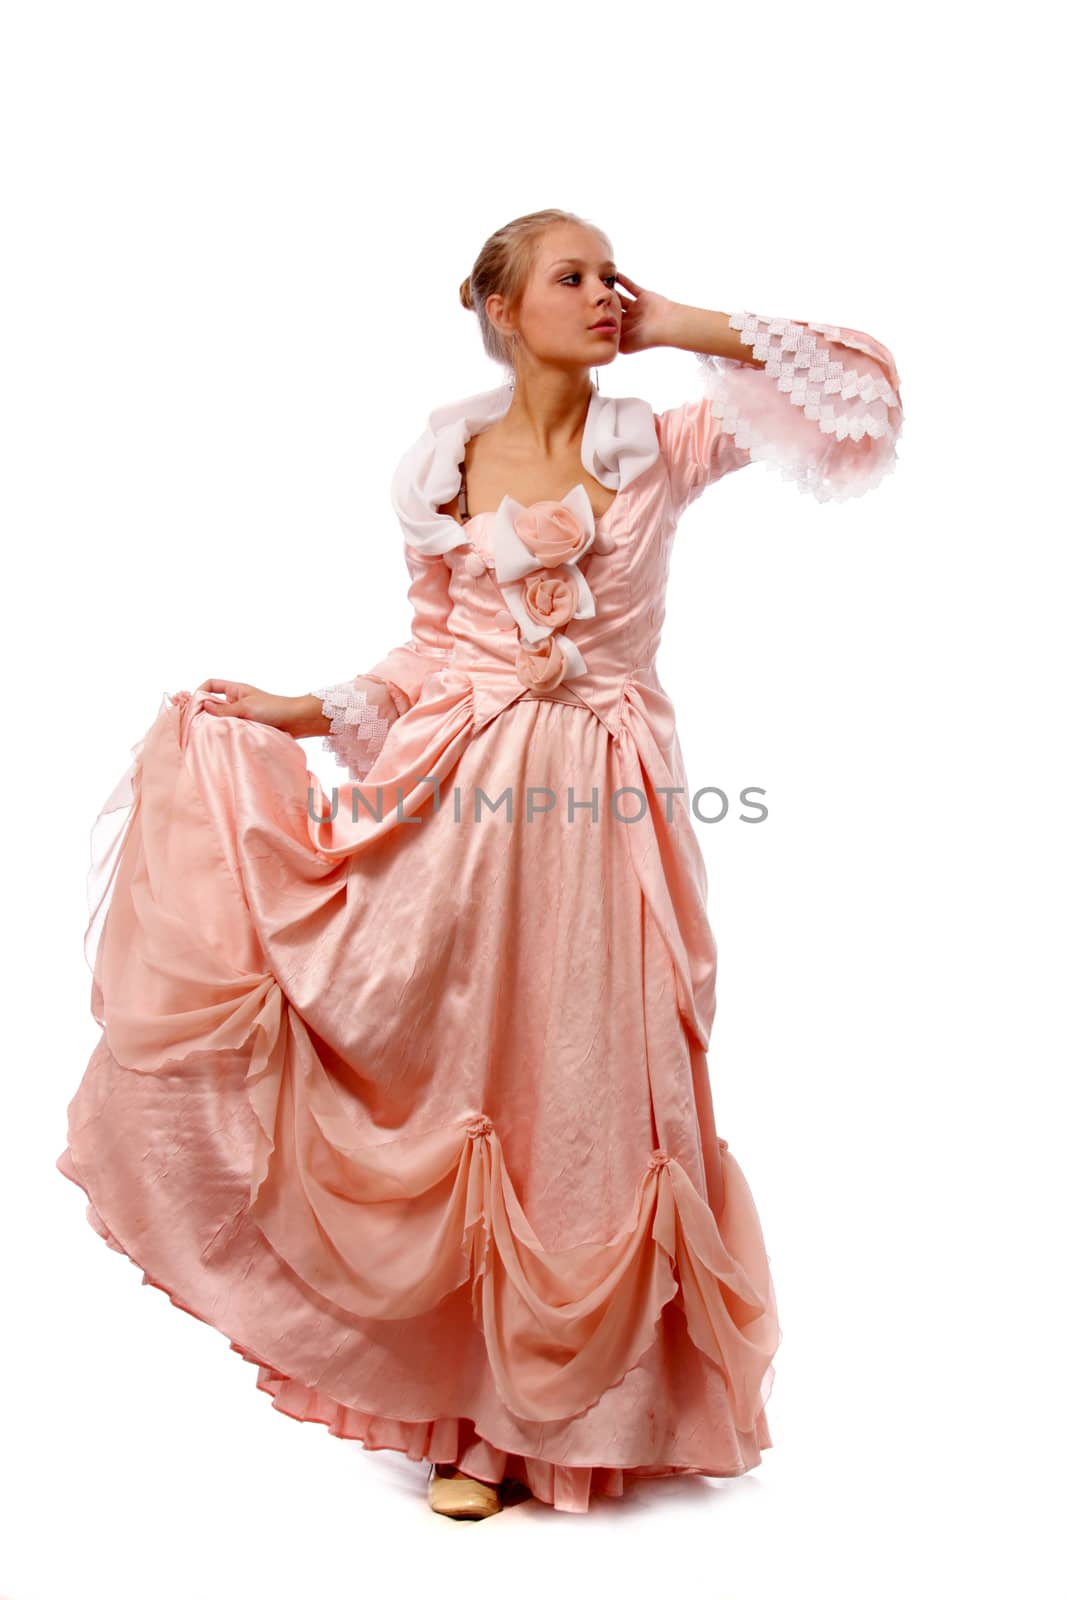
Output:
top-left (57, 1143), bottom-right (772, 1515)
top-left (699, 310), bottom-right (904, 504)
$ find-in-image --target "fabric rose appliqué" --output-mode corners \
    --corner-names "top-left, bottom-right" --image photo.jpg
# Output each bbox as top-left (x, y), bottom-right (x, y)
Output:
top-left (523, 567), bottom-right (578, 629)
top-left (490, 485), bottom-right (608, 690)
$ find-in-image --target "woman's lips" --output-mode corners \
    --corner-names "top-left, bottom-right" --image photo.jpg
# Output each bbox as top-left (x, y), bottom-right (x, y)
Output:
top-left (590, 323), bottom-right (618, 334)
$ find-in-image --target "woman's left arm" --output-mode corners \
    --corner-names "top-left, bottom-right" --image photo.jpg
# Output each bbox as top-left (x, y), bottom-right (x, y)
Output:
top-left (655, 305), bottom-right (769, 365)
top-left (618, 274), bottom-right (904, 513)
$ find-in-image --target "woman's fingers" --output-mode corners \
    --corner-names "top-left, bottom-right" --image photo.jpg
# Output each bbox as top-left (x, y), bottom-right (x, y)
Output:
top-left (196, 679), bottom-right (250, 717)
top-left (202, 698), bottom-right (247, 718)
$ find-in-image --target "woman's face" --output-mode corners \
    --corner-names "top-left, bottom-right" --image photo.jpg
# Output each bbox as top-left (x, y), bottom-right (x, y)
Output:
top-left (493, 223), bottom-right (622, 373)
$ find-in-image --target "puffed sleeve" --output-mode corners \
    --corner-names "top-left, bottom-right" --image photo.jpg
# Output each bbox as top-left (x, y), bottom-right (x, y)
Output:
top-left (656, 310), bottom-right (903, 516)
top-left (311, 546), bottom-right (455, 782)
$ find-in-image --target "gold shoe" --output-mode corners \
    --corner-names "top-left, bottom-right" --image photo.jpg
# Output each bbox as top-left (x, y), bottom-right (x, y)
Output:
top-left (427, 1463), bottom-right (502, 1519)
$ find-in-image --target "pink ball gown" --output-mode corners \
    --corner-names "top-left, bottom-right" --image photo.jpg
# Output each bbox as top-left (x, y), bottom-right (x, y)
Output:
top-left (57, 312), bottom-right (903, 1514)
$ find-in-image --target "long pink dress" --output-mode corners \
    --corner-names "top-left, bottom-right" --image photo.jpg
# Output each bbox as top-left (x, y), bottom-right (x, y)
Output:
top-left (57, 312), bottom-right (903, 1514)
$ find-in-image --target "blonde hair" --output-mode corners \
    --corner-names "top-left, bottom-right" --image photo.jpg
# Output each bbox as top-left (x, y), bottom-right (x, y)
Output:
top-left (458, 208), bottom-right (611, 371)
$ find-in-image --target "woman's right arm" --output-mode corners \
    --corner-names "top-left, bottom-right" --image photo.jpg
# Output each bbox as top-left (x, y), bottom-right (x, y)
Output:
top-left (199, 548), bottom-right (455, 779)
top-left (307, 547), bottom-right (455, 781)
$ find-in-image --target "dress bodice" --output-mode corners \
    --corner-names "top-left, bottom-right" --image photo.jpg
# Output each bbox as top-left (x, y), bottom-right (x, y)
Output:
top-left (432, 467), bottom-right (679, 737)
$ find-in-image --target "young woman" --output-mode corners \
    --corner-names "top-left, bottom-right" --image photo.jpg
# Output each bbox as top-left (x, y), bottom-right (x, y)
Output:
top-left (58, 208), bottom-right (903, 1520)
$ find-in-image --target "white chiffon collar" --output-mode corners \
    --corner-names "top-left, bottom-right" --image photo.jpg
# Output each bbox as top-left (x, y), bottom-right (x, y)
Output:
top-left (389, 381), bottom-right (661, 556)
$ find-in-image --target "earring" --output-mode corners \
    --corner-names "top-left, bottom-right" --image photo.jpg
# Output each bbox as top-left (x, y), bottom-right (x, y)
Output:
top-left (507, 332), bottom-right (517, 390)
top-left (594, 366), bottom-right (600, 392)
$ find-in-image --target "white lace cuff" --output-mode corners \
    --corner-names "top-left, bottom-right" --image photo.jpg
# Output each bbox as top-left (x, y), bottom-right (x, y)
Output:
top-left (699, 311), bottom-right (904, 503)
top-left (311, 674), bottom-right (409, 783)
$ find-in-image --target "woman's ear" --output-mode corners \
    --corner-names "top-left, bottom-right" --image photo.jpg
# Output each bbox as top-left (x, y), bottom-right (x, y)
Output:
top-left (483, 292), bottom-right (507, 339)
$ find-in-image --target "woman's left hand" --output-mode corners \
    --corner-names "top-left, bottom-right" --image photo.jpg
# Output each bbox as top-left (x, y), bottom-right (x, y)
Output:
top-left (615, 271), bottom-right (677, 356)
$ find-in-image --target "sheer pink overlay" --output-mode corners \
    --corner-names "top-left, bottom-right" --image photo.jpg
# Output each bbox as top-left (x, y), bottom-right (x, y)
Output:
top-left (59, 316), bottom-right (901, 1513)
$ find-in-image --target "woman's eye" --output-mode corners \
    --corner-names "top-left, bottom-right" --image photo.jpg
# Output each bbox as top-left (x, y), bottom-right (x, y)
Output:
top-left (561, 273), bottom-right (618, 287)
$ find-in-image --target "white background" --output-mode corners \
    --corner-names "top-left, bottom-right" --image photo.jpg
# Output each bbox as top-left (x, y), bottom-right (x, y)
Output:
top-left (2, 3), bottom-right (1062, 1597)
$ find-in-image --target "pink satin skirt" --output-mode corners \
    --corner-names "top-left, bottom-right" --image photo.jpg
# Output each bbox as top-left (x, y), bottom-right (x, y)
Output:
top-left (58, 687), bottom-right (780, 1514)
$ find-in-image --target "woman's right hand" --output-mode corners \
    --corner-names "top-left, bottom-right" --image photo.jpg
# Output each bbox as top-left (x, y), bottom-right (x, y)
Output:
top-left (196, 680), bottom-right (313, 736)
